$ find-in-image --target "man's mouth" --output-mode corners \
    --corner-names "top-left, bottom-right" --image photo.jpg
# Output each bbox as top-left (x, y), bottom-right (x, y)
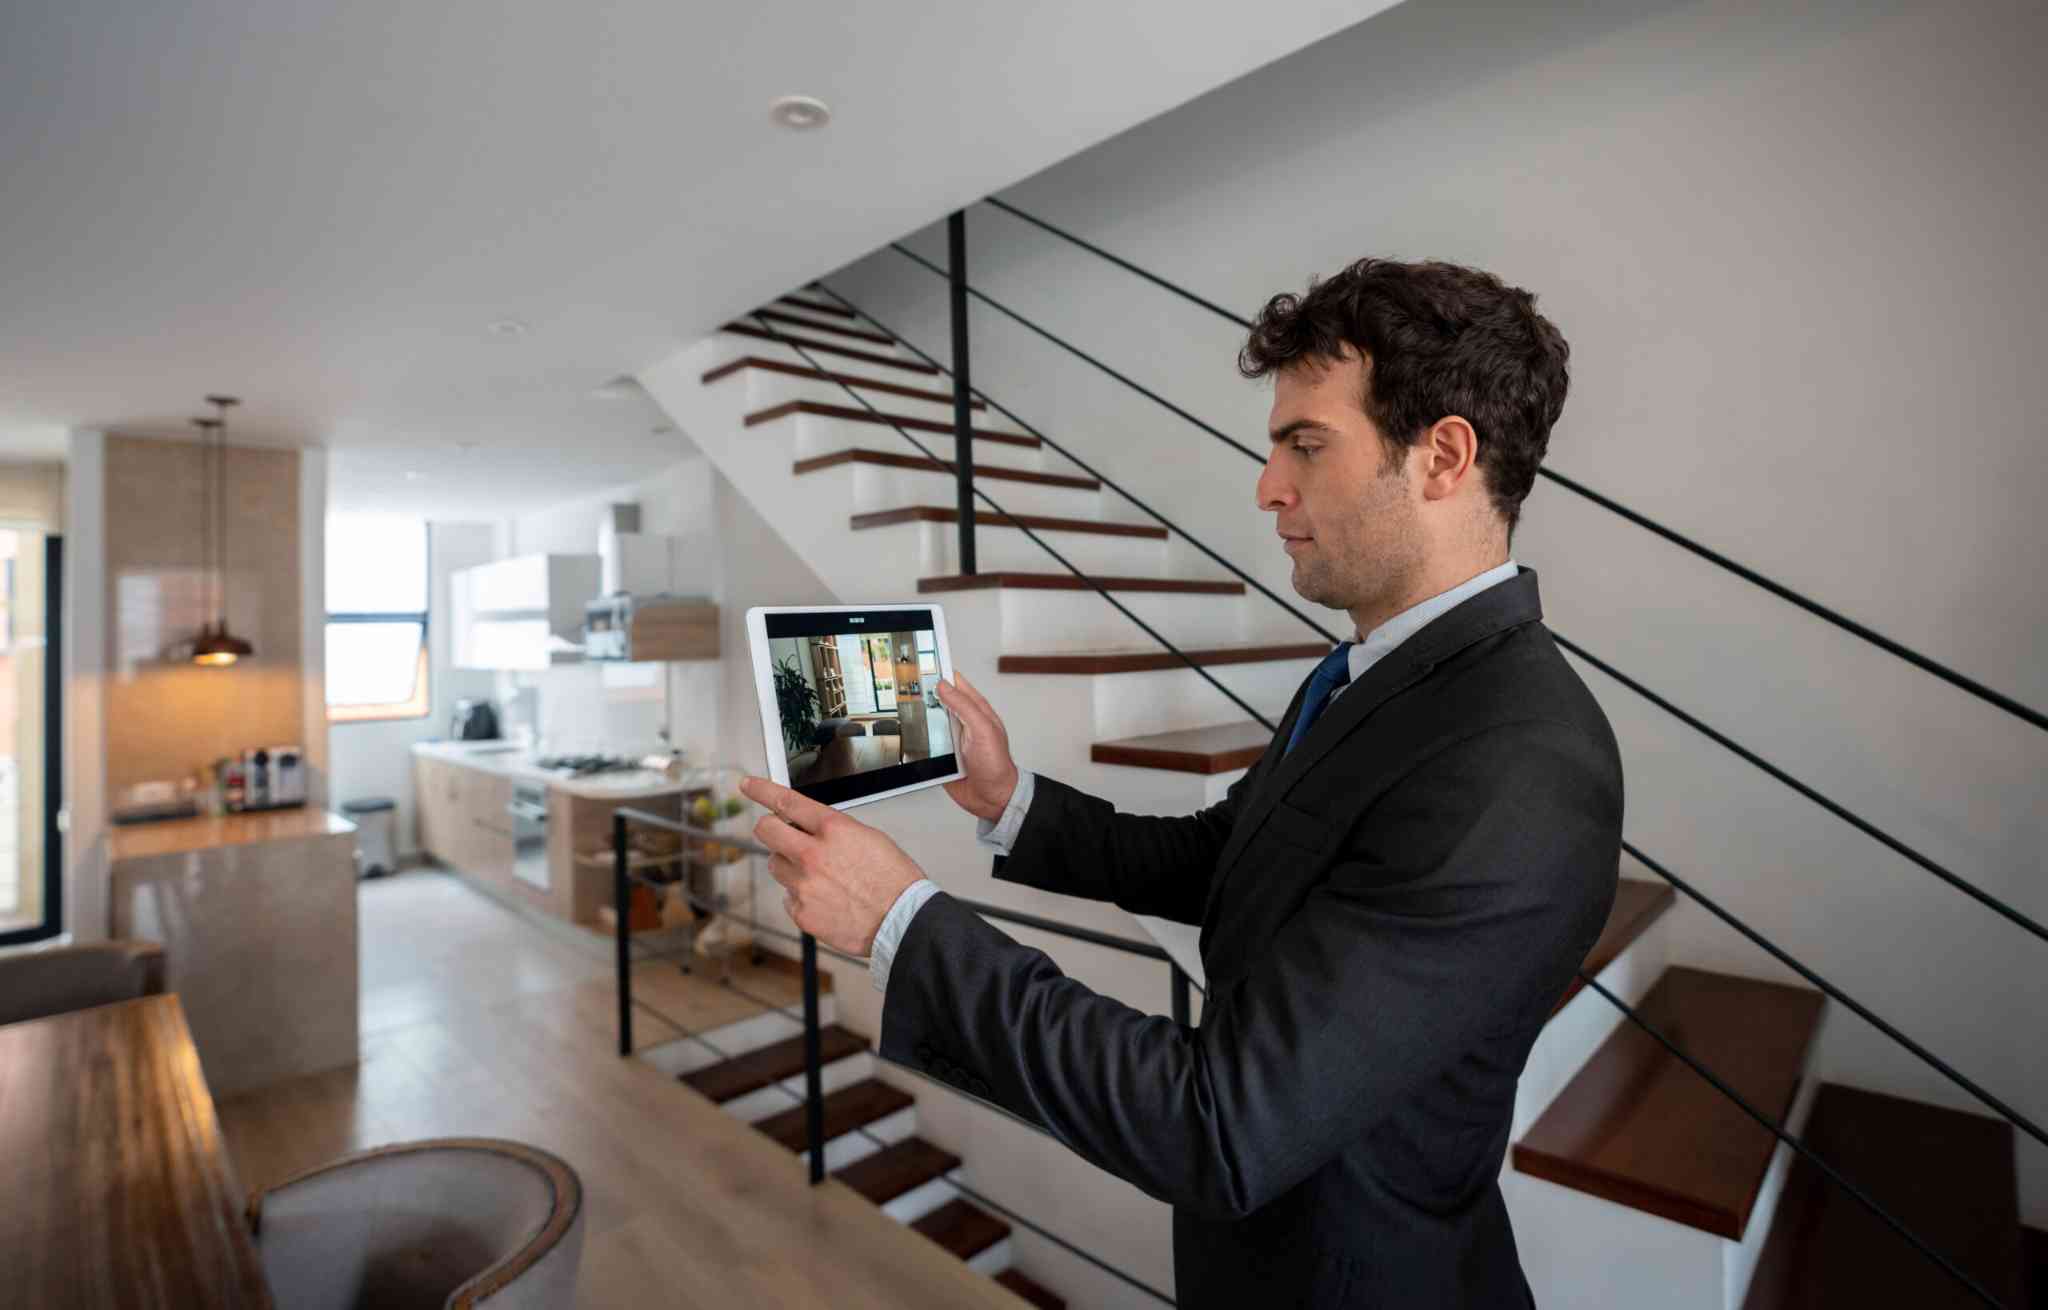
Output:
top-left (1280, 531), bottom-right (1313, 555)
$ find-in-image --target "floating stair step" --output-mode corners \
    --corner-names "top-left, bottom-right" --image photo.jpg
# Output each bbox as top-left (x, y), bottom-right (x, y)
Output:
top-left (779, 294), bottom-right (857, 319)
top-left (748, 399), bottom-right (1038, 449)
top-left (755, 1078), bottom-right (914, 1153)
top-left (921, 571), bottom-right (1243, 596)
top-left (852, 507), bottom-right (1165, 540)
top-left (830, 1136), bottom-right (962, 1206)
top-left (679, 1022), bottom-right (868, 1105)
top-left (1510, 965), bottom-right (1824, 1239)
top-left (994, 1268), bottom-right (1066, 1309)
top-left (1000, 641), bottom-right (1326, 676)
top-left (1091, 721), bottom-right (1272, 774)
top-left (912, 1197), bottom-right (1011, 1262)
top-left (748, 305), bottom-right (895, 345)
top-left (797, 450), bottom-right (1095, 490)
top-left (702, 356), bottom-right (985, 410)
top-left (722, 322), bottom-right (938, 374)
top-left (1551, 878), bottom-right (1676, 1017)
top-left (1742, 1083), bottom-right (2023, 1310)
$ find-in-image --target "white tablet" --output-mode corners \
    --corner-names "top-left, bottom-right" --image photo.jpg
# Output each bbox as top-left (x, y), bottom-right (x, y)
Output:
top-left (746, 604), bottom-right (965, 809)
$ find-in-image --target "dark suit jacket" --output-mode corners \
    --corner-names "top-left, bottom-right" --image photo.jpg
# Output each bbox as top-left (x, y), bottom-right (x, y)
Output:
top-left (879, 567), bottom-right (1623, 1307)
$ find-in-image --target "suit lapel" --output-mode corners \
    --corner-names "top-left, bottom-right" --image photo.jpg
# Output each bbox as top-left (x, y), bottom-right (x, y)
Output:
top-left (1199, 568), bottom-right (1547, 940)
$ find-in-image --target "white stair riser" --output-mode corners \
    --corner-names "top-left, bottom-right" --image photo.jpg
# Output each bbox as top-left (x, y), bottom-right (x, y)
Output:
top-left (965, 1236), bottom-right (1015, 1278)
top-left (710, 331), bottom-right (942, 390)
top-left (837, 463), bottom-right (1115, 523)
top-left (932, 584), bottom-right (1249, 656)
top-left (635, 996), bottom-right (837, 1079)
top-left (720, 1051), bottom-right (876, 1123)
top-left (880, 1172), bottom-right (962, 1225)
top-left (861, 518), bottom-right (1171, 578)
top-left (995, 658), bottom-right (1313, 748)
top-left (743, 370), bottom-right (1022, 435)
top-left (1512, 909), bottom-right (1673, 1139)
top-left (783, 412), bottom-right (1048, 474)
top-left (797, 1104), bottom-right (919, 1174)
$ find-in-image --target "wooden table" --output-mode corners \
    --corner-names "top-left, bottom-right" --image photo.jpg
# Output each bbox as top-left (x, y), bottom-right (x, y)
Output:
top-left (0, 995), bottom-right (274, 1307)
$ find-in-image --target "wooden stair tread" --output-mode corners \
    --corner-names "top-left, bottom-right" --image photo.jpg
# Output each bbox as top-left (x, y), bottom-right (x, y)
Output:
top-left (994, 1268), bottom-right (1066, 1308)
top-left (755, 1078), bottom-right (914, 1152)
top-left (749, 305), bottom-right (894, 344)
top-left (1550, 878), bottom-right (1676, 1017)
top-left (747, 399), bottom-right (1038, 448)
top-left (830, 1136), bottom-right (961, 1205)
top-left (779, 294), bottom-right (857, 319)
top-left (722, 322), bottom-right (938, 374)
top-left (796, 449), bottom-right (1096, 490)
top-left (1000, 642), bottom-right (1326, 675)
top-left (922, 571), bottom-right (1242, 596)
top-left (702, 356), bottom-right (984, 410)
top-left (1510, 965), bottom-right (1824, 1239)
top-left (1092, 721), bottom-right (1273, 774)
top-left (679, 1023), bottom-right (868, 1104)
top-left (911, 1198), bottom-right (1010, 1261)
top-left (852, 507), bottom-right (1165, 540)
top-left (1742, 1083), bottom-right (2023, 1310)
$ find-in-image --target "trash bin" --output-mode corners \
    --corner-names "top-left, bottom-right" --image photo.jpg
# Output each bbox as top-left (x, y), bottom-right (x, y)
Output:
top-left (341, 798), bottom-right (398, 878)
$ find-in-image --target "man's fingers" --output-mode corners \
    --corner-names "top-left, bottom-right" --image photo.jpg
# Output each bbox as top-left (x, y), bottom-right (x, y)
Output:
top-left (740, 774), bottom-right (836, 835)
top-left (938, 678), bottom-right (999, 745)
top-left (752, 813), bottom-right (818, 865)
top-left (767, 853), bottom-right (803, 888)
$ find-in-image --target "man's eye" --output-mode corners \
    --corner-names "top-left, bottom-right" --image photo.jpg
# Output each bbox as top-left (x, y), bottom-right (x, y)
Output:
top-left (1294, 442), bottom-right (1320, 458)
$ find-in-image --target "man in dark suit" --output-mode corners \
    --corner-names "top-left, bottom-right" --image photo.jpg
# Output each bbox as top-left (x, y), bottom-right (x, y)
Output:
top-left (741, 257), bottom-right (1623, 1307)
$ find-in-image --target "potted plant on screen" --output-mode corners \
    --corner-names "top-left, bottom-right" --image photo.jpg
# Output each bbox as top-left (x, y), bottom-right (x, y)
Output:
top-left (774, 653), bottom-right (821, 755)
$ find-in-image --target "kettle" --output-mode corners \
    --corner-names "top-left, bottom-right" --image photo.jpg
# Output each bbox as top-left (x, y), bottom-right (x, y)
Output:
top-left (450, 698), bottom-right (500, 741)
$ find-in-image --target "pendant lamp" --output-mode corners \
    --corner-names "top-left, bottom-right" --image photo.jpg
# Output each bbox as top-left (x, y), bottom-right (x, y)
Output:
top-left (190, 394), bottom-right (254, 666)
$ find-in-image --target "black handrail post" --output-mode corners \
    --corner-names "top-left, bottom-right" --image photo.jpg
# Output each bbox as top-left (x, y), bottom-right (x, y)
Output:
top-left (801, 932), bottom-right (826, 1183)
top-left (614, 811), bottom-right (632, 1057)
top-left (1171, 964), bottom-right (1191, 1028)
top-left (948, 208), bottom-right (976, 575)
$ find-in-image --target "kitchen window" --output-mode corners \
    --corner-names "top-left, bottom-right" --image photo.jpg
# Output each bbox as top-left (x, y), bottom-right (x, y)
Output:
top-left (326, 517), bottom-right (430, 723)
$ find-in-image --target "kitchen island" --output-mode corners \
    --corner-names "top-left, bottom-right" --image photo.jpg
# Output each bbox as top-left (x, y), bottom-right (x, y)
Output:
top-left (411, 741), bottom-right (705, 929)
top-left (110, 807), bottom-right (358, 1099)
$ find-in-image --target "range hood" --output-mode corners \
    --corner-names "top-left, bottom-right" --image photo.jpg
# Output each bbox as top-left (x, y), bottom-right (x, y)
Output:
top-left (586, 503), bottom-right (718, 662)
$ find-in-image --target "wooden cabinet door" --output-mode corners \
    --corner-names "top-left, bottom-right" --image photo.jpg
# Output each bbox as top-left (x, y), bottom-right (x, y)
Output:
top-left (415, 757), bottom-right (446, 860)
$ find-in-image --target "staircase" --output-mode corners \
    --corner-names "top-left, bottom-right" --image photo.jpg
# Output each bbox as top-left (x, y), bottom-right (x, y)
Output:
top-left (635, 291), bottom-right (2032, 1309)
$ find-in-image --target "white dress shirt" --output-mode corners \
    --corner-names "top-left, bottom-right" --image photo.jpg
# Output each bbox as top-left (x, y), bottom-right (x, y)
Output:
top-left (867, 560), bottom-right (1523, 991)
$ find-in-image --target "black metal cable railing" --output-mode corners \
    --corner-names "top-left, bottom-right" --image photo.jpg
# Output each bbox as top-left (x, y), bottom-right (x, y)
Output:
top-left (803, 280), bottom-right (2048, 1123)
top-left (610, 807), bottom-right (1186, 1306)
top-left (764, 276), bottom-right (2031, 1306)
top-left (743, 309), bottom-right (1281, 733)
top-left (976, 196), bottom-right (2047, 737)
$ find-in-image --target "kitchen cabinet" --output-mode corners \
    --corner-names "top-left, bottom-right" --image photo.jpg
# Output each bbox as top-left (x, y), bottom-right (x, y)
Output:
top-left (414, 753), bottom-right (514, 886)
top-left (450, 552), bottom-right (601, 670)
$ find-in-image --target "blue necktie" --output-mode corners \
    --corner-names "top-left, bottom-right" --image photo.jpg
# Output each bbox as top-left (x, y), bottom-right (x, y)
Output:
top-left (1283, 642), bottom-right (1355, 756)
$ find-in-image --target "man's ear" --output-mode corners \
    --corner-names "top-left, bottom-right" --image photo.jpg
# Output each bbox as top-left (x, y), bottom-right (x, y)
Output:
top-left (1418, 416), bottom-right (1480, 503)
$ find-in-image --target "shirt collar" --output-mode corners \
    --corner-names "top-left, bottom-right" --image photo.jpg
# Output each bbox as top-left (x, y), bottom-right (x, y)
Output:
top-left (1346, 559), bottom-right (1521, 685)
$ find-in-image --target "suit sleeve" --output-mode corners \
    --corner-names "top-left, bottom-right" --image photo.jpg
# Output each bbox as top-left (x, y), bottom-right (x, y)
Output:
top-left (881, 719), bottom-right (1621, 1220)
top-left (989, 770), bottom-right (1251, 925)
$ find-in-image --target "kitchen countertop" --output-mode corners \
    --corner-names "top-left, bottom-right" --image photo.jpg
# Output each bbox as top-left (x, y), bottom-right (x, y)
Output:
top-left (109, 808), bottom-right (357, 862)
top-left (411, 739), bottom-right (696, 801)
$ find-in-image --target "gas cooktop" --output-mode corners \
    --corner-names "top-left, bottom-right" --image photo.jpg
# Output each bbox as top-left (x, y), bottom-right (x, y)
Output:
top-left (533, 753), bottom-right (639, 777)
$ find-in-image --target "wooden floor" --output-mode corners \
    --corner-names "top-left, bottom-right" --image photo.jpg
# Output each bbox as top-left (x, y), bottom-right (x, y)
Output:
top-left (215, 868), bottom-right (1030, 1308)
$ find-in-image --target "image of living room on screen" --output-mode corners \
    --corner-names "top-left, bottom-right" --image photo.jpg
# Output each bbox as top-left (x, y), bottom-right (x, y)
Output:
top-left (767, 629), bottom-right (954, 786)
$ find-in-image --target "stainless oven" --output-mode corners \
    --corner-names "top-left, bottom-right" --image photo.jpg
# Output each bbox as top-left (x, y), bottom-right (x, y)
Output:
top-left (507, 784), bottom-right (549, 891)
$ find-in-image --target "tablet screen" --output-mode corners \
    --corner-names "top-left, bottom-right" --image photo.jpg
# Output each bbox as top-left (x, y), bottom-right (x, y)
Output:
top-left (754, 606), bottom-right (962, 808)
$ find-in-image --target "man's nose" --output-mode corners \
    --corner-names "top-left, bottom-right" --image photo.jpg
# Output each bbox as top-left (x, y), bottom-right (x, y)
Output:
top-left (1256, 451), bottom-right (1295, 512)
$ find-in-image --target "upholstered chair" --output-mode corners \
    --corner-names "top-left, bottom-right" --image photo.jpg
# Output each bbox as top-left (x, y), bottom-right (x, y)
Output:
top-left (871, 718), bottom-right (900, 736)
top-left (0, 939), bottom-right (166, 1026)
top-left (246, 1138), bottom-right (585, 1309)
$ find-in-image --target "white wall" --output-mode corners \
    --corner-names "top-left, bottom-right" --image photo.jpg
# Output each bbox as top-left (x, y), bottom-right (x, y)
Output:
top-left (825, 0), bottom-right (2048, 1225)
top-left (62, 431), bottom-right (107, 941)
top-left (326, 521), bottom-right (497, 854)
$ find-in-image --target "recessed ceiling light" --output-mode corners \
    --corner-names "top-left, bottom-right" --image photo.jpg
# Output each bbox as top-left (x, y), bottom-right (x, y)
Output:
top-left (589, 377), bottom-right (639, 402)
top-left (770, 95), bottom-right (831, 130)
top-left (403, 470), bottom-right (425, 481)
top-left (487, 318), bottom-right (529, 338)
top-left (651, 423), bottom-right (675, 436)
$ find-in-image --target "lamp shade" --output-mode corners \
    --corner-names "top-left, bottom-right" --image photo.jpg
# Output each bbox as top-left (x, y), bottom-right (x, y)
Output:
top-left (192, 623), bottom-right (254, 667)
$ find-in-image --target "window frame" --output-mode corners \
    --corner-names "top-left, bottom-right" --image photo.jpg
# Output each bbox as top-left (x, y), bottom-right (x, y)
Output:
top-left (325, 526), bottom-right (433, 725)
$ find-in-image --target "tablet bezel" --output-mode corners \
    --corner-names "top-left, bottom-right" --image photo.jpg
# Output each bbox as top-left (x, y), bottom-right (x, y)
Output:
top-left (745, 603), bottom-right (965, 810)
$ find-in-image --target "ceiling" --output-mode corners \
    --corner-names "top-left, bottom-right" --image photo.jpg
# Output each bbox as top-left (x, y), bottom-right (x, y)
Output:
top-left (0, 0), bottom-right (1385, 517)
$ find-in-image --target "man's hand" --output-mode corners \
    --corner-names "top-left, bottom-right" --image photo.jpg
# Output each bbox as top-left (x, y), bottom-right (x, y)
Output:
top-left (738, 775), bottom-right (926, 958)
top-left (935, 670), bottom-right (1019, 823)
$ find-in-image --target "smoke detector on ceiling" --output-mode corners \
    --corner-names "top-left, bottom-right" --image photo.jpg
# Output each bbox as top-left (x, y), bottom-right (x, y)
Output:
top-left (770, 95), bottom-right (831, 130)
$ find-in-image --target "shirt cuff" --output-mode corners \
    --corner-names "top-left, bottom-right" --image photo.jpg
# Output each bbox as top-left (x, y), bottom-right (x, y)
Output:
top-left (868, 878), bottom-right (942, 993)
top-left (974, 769), bottom-right (1038, 855)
